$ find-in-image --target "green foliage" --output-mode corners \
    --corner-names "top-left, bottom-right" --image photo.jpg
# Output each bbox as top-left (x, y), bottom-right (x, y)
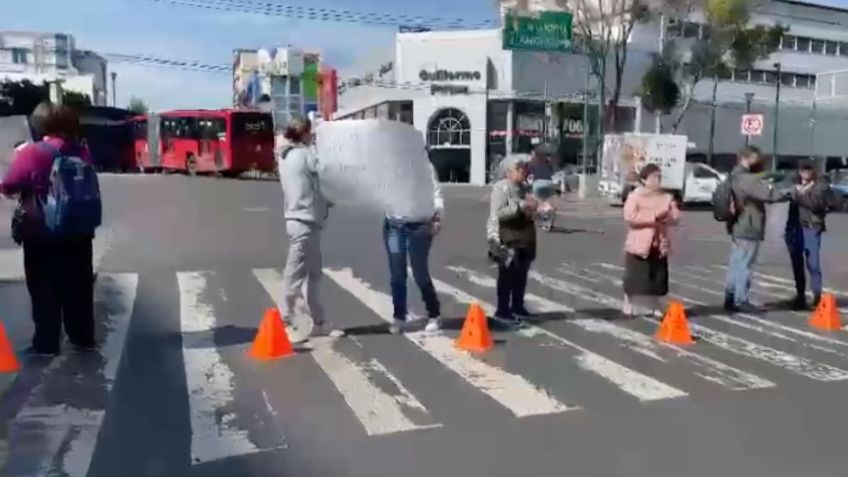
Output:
top-left (0, 79), bottom-right (45, 116)
top-left (62, 91), bottom-right (92, 111)
top-left (128, 96), bottom-right (149, 115)
top-left (0, 79), bottom-right (92, 116)
top-left (640, 60), bottom-right (681, 114)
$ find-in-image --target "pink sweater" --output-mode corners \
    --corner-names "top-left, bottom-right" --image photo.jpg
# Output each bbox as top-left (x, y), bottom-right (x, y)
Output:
top-left (623, 187), bottom-right (680, 258)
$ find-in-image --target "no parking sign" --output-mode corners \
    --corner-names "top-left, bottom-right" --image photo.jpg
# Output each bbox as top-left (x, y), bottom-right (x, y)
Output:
top-left (741, 114), bottom-right (764, 136)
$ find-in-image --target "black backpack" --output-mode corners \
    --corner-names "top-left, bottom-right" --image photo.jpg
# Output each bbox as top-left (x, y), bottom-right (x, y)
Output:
top-left (712, 174), bottom-right (737, 222)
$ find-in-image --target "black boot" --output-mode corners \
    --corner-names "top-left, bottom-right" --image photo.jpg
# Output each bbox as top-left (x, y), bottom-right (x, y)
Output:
top-left (791, 295), bottom-right (808, 311)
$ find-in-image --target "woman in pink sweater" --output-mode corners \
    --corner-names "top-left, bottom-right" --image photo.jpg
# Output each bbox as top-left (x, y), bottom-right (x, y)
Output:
top-left (622, 163), bottom-right (680, 317)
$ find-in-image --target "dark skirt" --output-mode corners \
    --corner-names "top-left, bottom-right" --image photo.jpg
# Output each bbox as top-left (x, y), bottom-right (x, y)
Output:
top-left (623, 250), bottom-right (669, 296)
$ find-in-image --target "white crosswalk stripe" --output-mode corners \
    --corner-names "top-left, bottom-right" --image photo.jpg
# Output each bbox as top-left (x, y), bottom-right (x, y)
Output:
top-left (323, 267), bottom-right (573, 418)
top-left (177, 271), bottom-right (283, 465)
top-left (253, 268), bottom-right (442, 436)
top-left (15, 259), bottom-right (848, 471)
top-left (3, 273), bottom-right (137, 477)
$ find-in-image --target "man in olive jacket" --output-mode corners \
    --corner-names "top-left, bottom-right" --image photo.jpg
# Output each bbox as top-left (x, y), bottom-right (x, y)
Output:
top-left (724, 147), bottom-right (786, 312)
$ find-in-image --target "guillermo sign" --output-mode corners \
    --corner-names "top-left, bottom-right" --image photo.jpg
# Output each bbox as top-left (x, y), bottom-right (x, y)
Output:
top-left (502, 10), bottom-right (573, 52)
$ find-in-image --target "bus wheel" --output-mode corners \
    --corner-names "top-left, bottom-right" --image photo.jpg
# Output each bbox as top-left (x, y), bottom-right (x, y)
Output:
top-left (186, 155), bottom-right (198, 176)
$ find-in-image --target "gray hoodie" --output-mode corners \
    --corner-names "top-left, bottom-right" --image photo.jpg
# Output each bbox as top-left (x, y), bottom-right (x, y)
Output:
top-left (279, 145), bottom-right (329, 228)
top-left (728, 165), bottom-right (785, 241)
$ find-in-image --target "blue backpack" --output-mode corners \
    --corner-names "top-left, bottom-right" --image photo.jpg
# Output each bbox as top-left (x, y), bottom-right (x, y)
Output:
top-left (39, 143), bottom-right (102, 236)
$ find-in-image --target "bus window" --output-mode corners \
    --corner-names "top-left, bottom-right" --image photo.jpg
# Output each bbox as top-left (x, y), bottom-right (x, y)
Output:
top-left (232, 113), bottom-right (273, 138)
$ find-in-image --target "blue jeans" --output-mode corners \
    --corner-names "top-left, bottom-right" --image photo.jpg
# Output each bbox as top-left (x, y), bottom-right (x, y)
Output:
top-left (785, 227), bottom-right (823, 298)
top-left (725, 239), bottom-right (761, 306)
top-left (383, 219), bottom-right (441, 321)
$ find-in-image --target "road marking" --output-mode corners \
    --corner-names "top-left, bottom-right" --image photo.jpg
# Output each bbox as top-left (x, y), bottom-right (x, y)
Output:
top-left (324, 267), bottom-right (572, 417)
top-left (587, 263), bottom-right (848, 356)
top-left (178, 272), bottom-right (282, 465)
top-left (448, 266), bottom-right (771, 392)
top-left (436, 268), bottom-right (687, 401)
top-left (530, 269), bottom-right (848, 382)
top-left (253, 268), bottom-right (441, 436)
top-left (3, 273), bottom-right (137, 477)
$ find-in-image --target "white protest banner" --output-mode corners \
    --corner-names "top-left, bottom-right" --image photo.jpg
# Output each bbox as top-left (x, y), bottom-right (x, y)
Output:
top-left (315, 119), bottom-right (435, 219)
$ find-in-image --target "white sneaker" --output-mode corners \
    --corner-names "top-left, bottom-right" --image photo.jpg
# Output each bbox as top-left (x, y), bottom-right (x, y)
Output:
top-left (286, 323), bottom-right (310, 344)
top-left (389, 319), bottom-right (404, 335)
top-left (310, 323), bottom-right (345, 339)
top-left (424, 318), bottom-right (441, 332)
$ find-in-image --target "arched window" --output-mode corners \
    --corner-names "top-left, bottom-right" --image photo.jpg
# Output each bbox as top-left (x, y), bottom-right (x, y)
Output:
top-left (427, 108), bottom-right (471, 148)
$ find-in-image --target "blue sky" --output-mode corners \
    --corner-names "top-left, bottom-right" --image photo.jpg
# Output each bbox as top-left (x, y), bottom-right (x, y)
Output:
top-left (4, 0), bottom-right (496, 110)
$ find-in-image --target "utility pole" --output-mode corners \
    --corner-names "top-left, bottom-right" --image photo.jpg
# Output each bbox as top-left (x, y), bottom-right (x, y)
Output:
top-left (744, 92), bottom-right (754, 147)
top-left (581, 53), bottom-right (591, 175)
top-left (707, 78), bottom-right (718, 166)
top-left (772, 62), bottom-right (781, 171)
top-left (656, 15), bottom-right (666, 133)
top-left (48, 80), bottom-right (64, 106)
top-left (111, 71), bottom-right (117, 107)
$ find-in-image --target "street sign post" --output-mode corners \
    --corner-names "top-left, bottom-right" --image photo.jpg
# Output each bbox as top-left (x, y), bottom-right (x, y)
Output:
top-left (502, 10), bottom-right (573, 52)
top-left (741, 114), bottom-right (764, 136)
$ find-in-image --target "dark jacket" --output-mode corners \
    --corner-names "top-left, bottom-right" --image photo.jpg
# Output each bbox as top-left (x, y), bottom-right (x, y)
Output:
top-left (488, 179), bottom-right (536, 260)
top-left (786, 180), bottom-right (836, 232)
top-left (728, 165), bottom-right (785, 241)
top-left (529, 158), bottom-right (553, 181)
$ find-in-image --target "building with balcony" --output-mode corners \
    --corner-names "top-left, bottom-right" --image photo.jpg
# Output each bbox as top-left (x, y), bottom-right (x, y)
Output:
top-left (0, 31), bottom-right (108, 106)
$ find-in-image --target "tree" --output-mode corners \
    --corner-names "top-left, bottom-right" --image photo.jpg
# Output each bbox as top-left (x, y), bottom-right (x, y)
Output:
top-left (664, 0), bottom-right (784, 132)
top-left (639, 54), bottom-right (681, 129)
top-left (62, 91), bottom-right (92, 110)
top-left (500, 0), bottom-right (659, 132)
top-left (128, 96), bottom-right (149, 115)
top-left (0, 79), bottom-right (46, 116)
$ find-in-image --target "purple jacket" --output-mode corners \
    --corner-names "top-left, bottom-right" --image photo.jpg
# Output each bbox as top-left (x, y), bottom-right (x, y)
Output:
top-left (2, 136), bottom-right (93, 197)
top-left (2, 137), bottom-right (93, 241)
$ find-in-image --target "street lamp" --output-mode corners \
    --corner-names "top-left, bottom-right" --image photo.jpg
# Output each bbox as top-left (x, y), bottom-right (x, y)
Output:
top-left (772, 62), bottom-right (781, 171)
top-left (744, 92), bottom-right (754, 147)
top-left (111, 72), bottom-right (117, 108)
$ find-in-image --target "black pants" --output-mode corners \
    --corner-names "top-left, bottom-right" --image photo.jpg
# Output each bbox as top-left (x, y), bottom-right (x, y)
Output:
top-left (23, 237), bottom-right (95, 352)
top-left (496, 250), bottom-right (532, 317)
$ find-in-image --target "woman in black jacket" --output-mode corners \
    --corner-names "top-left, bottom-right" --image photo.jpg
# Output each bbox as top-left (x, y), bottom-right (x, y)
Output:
top-left (785, 160), bottom-right (838, 310)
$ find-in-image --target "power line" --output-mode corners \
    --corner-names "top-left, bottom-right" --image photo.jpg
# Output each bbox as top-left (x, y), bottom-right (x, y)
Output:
top-left (103, 52), bottom-right (231, 73)
top-left (141, 0), bottom-right (499, 29)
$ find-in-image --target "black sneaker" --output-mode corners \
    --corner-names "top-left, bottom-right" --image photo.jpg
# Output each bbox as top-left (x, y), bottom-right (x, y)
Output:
top-left (791, 296), bottom-right (808, 311)
top-left (511, 307), bottom-right (536, 318)
top-left (23, 346), bottom-right (59, 357)
top-left (812, 294), bottom-right (822, 309)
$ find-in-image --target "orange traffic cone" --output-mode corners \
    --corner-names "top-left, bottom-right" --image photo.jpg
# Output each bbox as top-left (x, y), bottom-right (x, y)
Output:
top-left (248, 308), bottom-right (296, 361)
top-left (809, 293), bottom-right (842, 331)
top-left (455, 302), bottom-right (493, 353)
top-left (655, 301), bottom-right (694, 345)
top-left (0, 321), bottom-right (20, 373)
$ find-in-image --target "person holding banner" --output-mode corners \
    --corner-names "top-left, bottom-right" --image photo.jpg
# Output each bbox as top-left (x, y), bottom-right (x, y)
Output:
top-left (278, 118), bottom-right (344, 343)
top-left (384, 157), bottom-right (444, 335)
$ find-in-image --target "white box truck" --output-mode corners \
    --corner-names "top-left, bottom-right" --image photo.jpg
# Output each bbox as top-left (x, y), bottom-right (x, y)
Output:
top-left (598, 133), bottom-right (725, 205)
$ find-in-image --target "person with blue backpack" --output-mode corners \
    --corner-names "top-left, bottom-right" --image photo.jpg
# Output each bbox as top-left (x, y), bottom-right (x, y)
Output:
top-left (1, 102), bottom-right (102, 356)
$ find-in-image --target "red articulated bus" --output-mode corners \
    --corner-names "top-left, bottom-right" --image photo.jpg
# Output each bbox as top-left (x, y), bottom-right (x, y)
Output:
top-left (132, 109), bottom-right (275, 177)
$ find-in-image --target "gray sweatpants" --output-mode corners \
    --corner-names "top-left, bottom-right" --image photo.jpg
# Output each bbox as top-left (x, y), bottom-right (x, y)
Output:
top-left (281, 219), bottom-right (324, 326)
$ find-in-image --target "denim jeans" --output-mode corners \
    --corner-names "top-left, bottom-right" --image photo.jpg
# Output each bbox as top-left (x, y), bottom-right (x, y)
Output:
top-left (785, 227), bottom-right (823, 298)
top-left (724, 239), bottom-right (761, 306)
top-left (383, 218), bottom-right (441, 321)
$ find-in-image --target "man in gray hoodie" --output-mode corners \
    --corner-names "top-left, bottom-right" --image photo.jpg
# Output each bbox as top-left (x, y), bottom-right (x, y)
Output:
top-left (279, 118), bottom-right (343, 343)
top-left (724, 146), bottom-right (786, 312)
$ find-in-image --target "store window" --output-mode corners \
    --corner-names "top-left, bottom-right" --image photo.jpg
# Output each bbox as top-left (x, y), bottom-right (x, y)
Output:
top-left (427, 108), bottom-right (470, 147)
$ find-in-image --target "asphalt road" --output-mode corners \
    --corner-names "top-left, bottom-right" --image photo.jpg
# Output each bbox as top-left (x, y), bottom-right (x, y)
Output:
top-left (4, 174), bottom-right (848, 477)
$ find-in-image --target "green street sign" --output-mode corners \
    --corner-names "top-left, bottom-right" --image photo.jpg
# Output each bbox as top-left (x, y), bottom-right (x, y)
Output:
top-left (502, 10), bottom-right (574, 52)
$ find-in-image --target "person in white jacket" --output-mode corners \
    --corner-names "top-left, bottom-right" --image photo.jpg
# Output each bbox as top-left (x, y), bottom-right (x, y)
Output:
top-left (278, 118), bottom-right (343, 343)
top-left (384, 158), bottom-right (444, 334)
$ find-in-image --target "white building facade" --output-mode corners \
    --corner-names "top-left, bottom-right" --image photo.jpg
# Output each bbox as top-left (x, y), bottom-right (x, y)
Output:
top-left (0, 31), bottom-right (109, 106)
top-left (337, 0), bottom-right (848, 183)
